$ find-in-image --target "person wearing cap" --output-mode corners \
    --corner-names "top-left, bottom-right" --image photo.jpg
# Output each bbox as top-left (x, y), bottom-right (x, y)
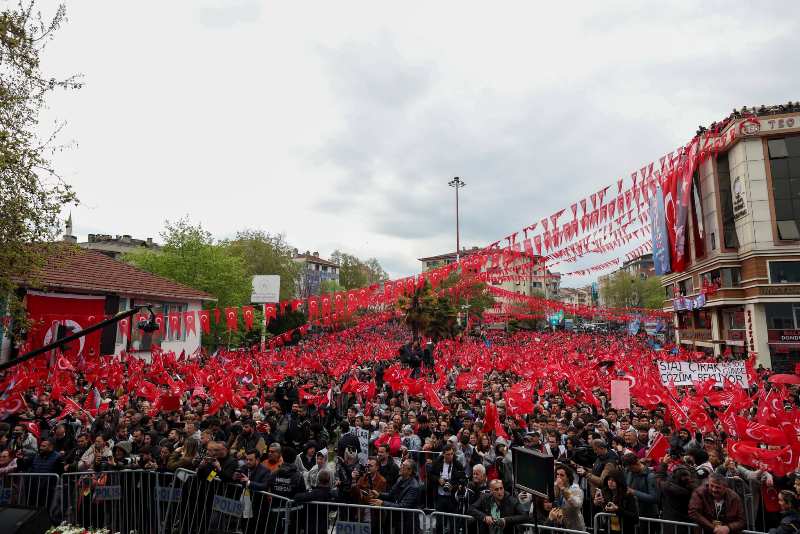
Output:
top-left (523, 432), bottom-right (545, 454)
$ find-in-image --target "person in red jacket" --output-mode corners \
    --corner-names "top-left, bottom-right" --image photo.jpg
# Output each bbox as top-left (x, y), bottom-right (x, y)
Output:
top-left (374, 422), bottom-right (403, 457)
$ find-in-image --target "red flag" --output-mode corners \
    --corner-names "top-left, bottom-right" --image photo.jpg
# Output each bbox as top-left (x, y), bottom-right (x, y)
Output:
top-left (224, 307), bottom-right (239, 331)
top-left (483, 401), bottom-right (498, 434)
top-left (56, 355), bottom-right (75, 372)
top-left (455, 372), bottom-right (482, 391)
top-left (197, 309), bottom-right (211, 334)
top-left (423, 383), bottom-right (446, 412)
top-left (645, 433), bottom-right (669, 461)
top-left (183, 311), bottom-right (196, 336)
top-left (154, 313), bottom-right (164, 333)
top-left (168, 312), bottom-right (181, 337)
top-left (241, 305), bottom-right (255, 330)
top-left (734, 416), bottom-right (787, 446)
top-left (505, 390), bottom-right (534, 416)
top-left (264, 304), bottom-right (276, 324)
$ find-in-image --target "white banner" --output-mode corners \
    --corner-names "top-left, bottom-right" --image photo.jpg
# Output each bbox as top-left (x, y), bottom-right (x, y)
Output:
top-left (656, 360), bottom-right (748, 388)
top-left (251, 275), bottom-right (280, 303)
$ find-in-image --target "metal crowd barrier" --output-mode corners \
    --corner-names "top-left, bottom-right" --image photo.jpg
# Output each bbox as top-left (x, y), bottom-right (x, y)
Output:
top-left (516, 523), bottom-right (589, 534)
top-left (430, 510), bottom-right (475, 534)
top-left (304, 500), bottom-right (427, 534)
top-left (637, 515), bottom-right (699, 534)
top-left (0, 472), bottom-right (61, 522)
top-left (61, 469), bottom-right (174, 534)
top-left (162, 468), bottom-right (298, 534)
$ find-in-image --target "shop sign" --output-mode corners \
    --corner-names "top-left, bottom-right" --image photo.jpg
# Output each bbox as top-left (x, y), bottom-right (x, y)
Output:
top-left (732, 177), bottom-right (747, 219)
top-left (760, 285), bottom-right (800, 296)
top-left (767, 329), bottom-right (800, 343)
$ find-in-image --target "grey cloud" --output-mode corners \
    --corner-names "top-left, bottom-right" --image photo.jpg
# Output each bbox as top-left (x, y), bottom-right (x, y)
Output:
top-left (194, 0), bottom-right (262, 29)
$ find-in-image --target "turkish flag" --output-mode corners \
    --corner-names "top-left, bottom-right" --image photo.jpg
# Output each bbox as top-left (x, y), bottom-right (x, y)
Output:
top-left (264, 304), bottom-right (276, 324)
top-left (321, 297), bottom-right (331, 316)
top-left (645, 433), bottom-right (669, 461)
top-left (483, 401), bottom-right (498, 434)
top-left (505, 390), bottom-right (534, 416)
top-left (455, 372), bottom-right (482, 391)
top-left (334, 293), bottom-right (344, 312)
top-left (241, 305), bottom-right (255, 330)
top-left (224, 307), bottom-right (239, 331)
top-left (154, 313), bottom-right (164, 333)
top-left (183, 311), bottom-right (197, 336)
top-left (424, 383), bottom-right (446, 412)
top-left (197, 309), bottom-right (211, 334)
top-left (168, 312), bottom-right (181, 337)
top-left (734, 416), bottom-right (787, 446)
top-left (307, 298), bottom-right (318, 319)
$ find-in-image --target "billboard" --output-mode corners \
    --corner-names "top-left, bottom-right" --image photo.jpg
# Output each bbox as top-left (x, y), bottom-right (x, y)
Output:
top-left (251, 275), bottom-right (280, 303)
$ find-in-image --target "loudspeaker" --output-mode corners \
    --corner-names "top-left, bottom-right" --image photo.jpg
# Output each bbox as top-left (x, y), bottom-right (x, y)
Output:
top-left (512, 447), bottom-right (555, 499)
top-left (0, 505), bottom-right (50, 534)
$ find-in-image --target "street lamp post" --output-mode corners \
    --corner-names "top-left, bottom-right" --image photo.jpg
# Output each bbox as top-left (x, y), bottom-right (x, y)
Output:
top-left (448, 177), bottom-right (466, 260)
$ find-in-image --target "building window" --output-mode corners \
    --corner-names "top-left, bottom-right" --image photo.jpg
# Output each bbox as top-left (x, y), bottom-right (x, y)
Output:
top-left (678, 277), bottom-right (694, 296)
top-left (677, 312), bottom-right (690, 329)
top-left (694, 310), bottom-right (711, 329)
top-left (723, 307), bottom-right (746, 330)
top-left (716, 153), bottom-right (739, 249)
top-left (701, 267), bottom-right (741, 289)
top-left (767, 135), bottom-right (800, 240)
top-left (163, 302), bottom-right (188, 342)
top-left (769, 261), bottom-right (800, 284)
top-left (131, 301), bottom-right (164, 350)
top-left (765, 303), bottom-right (798, 329)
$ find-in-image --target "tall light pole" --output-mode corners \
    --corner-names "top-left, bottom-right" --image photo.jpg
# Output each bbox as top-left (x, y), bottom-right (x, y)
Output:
top-left (448, 177), bottom-right (466, 260)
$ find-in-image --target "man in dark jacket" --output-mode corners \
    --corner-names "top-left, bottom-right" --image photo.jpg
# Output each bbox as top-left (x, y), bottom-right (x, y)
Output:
top-left (266, 447), bottom-right (306, 499)
top-left (378, 443), bottom-right (400, 488)
top-left (196, 441), bottom-right (238, 483)
top-left (369, 459), bottom-right (422, 533)
top-left (658, 465), bottom-right (698, 533)
top-left (235, 449), bottom-right (270, 492)
top-left (622, 453), bottom-right (659, 518)
top-left (337, 422), bottom-right (362, 459)
top-left (469, 479), bottom-right (529, 534)
top-left (293, 469), bottom-right (334, 534)
top-left (688, 474), bottom-right (746, 534)
top-left (429, 444), bottom-right (467, 528)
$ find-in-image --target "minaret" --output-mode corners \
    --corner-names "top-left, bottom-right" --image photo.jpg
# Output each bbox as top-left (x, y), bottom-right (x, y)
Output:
top-left (63, 212), bottom-right (77, 243)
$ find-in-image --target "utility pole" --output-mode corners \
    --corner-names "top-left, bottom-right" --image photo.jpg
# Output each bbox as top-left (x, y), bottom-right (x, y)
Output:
top-left (448, 177), bottom-right (466, 260)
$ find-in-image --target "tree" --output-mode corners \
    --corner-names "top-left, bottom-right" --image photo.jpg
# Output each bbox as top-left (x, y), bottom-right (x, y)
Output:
top-left (601, 271), bottom-right (664, 309)
top-left (330, 250), bottom-right (388, 289)
top-left (320, 279), bottom-right (345, 294)
top-left (222, 230), bottom-right (301, 301)
top-left (0, 2), bottom-right (80, 335)
top-left (123, 218), bottom-right (254, 348)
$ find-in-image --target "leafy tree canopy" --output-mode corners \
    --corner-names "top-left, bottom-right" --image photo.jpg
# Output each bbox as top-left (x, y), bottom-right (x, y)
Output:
top-left (601, 271), bottom-right (664, 309)
top-left (330, 250), bottom-right (388, 289)
top-left (222, 230), bottom-right (300, 301)
top-left (0, 2), bottom-right (80, 334)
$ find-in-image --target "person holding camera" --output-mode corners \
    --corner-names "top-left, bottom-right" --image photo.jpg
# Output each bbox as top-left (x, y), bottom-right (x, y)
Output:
top-left (78, 435), bottom-right (113, 471)
top-left (10, 424), bottom-right (37, 460)
top-left (593, 470), bottom-right (639, 534)
top-left (196, 441), bottom-right (238, 483)
top-left (430, 444), bottom-right (467, 530)
top-left (354, 456), bottom-right (388, 503)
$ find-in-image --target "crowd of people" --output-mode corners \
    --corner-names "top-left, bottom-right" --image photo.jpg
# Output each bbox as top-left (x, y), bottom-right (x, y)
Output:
top-left (0, 319), bottom-right (799, 534)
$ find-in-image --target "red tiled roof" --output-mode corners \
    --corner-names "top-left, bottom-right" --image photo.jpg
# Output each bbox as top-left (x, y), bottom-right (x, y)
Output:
top-left (25, 245), bottom-right (215, 301)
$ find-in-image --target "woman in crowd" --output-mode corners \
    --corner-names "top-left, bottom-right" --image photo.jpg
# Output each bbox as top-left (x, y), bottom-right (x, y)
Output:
top-left (549, 464), bottom-right (585, 531)
top-left (594, 470), bottom-right (639, 534)
top-left (770, 491), bottom-right (800, 534)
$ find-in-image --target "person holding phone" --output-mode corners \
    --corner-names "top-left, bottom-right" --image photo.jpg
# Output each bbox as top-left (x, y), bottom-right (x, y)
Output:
top-left (594, 471), bottom-right (639, 534)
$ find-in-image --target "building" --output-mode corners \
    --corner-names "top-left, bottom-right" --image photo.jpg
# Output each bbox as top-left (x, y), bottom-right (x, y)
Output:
top-left (418, 247), bottom-right (561, 321)
top-left (62, 214), bottom-right (161, 260)
top-left (1, 245), bottom-right (215, 363)
top-left (560, 286), bottom-right (593, 307)
top-left (293, 250), bottom-right (340, 297)
top-left (597, 253), bottom-right (656, 306)
top-left (660, 104), bottom-right (800, 371)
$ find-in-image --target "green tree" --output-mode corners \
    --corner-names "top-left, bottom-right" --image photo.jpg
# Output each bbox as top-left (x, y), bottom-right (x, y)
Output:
top-left (320, 279), bottom-right (345, 294)
top-left (223, 230), bottom-right (301, 301)
top-left (330, 250), bottom-right (388, 289)
top-left (0, 2), bottom-right (80, 335)
top-left (123, 218), bottom-right (254, 348)
top-left (601, 271), bottom-right (664, 308)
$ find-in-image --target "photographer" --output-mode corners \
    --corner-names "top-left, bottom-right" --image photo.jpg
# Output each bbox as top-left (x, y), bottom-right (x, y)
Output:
top-left (196, 441), bottom-right (238, 483)
top-left (10, 423), bottom-right (37, 460)
top-left (469, 479), bottom-right (529, 534)
top-left (78, 435), bottom-right (113, 472)
top-left (430, 444), bottom-right (467, 527)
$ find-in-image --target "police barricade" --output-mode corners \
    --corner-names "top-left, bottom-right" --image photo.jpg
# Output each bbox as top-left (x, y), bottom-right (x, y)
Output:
top-left (726, 476), bottom-right (757, 531)
top-left (0, 472), bottom-right (60, 523)
top-left (301, 500), bottom-right (427, 534)
top-left (430, 510), bottom-right (475, 534)
top-left (637, 515), bottom-right (699, 534)
top-left (61, 469), bottom-right (167, 533)
top-left (161, 468), bottom-right (297, 534)
top-left (515, 522), bottom-right (589, 534)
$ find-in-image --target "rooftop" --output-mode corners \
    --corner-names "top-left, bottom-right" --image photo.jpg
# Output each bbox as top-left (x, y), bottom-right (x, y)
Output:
top-left (22, 245), bottom-right (215, 302)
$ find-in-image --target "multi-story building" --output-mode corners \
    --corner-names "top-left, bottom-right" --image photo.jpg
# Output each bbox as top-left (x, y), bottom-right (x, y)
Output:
top-left (293, 251), bottom-right (340, 298)
top-left (418, 247), bottom-right (561, 321)
top-left (597, 253), bottom-right (656, 306)
top-left (560, 286), bottom-right (593, 307)
top-left (62, 215), bottom-right (161, 259)
top-left (660, 104), bottom-right (800, 372)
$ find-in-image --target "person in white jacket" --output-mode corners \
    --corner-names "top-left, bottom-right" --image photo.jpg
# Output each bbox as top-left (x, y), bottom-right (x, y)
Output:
top-left (78, 435), bottom-right (113, 471)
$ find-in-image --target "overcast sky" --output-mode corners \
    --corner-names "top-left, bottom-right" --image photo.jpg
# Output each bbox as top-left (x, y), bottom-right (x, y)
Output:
top-left (38, 0), bottom-right (800, 286)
